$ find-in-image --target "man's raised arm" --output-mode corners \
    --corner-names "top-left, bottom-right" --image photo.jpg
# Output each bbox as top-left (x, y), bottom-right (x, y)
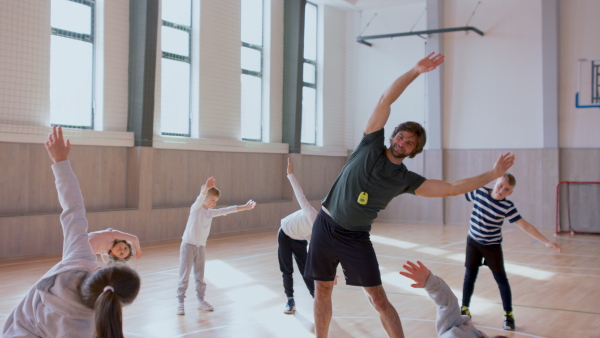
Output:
top-left (364, 52), bottom-right (444, 134)
top-left (415, 152), bottom-right (516, 198)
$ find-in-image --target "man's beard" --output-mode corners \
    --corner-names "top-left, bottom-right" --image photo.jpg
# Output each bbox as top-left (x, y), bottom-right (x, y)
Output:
top-left (390, 143), bottom-right (409, 159)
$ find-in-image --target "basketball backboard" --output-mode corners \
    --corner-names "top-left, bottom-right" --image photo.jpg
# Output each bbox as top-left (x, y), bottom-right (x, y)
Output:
top-left (576, 58), bottom-right (600, 108)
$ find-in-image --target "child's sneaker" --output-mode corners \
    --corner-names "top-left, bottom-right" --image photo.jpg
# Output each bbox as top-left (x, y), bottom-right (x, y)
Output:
top-left (503, 311), bottom-right (515, 330)
top-left (177, 304), bottom-right (185, 315)
top-left (284, 298), bottom-right (296, 314)
top-left (198, 300), bottom-right (214, 311)
top-left (460, 306), bottom-right (471, 318)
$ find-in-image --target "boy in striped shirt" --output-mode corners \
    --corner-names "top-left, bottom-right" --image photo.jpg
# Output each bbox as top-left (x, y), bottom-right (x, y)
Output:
top-left (460, 173), bottom-right (561, 331)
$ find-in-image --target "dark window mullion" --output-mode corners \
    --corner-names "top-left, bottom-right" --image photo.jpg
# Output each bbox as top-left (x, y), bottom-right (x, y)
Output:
top-left (51, 28), bottom-right (93, 43)
top-left (242, 42), bottom-right (263, 51)
top-left (242, 69), bottom-right (262, 77)
top-left (69, 0), bottom-right (95, 7)
top-left (162, 51), bottom-right (190, 63)
top-left (162, 20), bottom-right (191, 33)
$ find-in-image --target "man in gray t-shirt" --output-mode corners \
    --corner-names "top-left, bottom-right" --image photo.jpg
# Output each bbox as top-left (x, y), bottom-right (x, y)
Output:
top-left (305, 53), bottom-right (516, 338)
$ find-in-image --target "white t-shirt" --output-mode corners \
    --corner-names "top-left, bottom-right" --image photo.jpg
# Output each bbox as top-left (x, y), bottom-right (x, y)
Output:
top-left (280, 174), bottom-right (318, 241)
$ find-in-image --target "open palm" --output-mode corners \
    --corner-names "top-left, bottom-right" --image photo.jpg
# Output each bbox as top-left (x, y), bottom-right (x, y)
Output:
top-left (415, 52), bottom-right (445, 74)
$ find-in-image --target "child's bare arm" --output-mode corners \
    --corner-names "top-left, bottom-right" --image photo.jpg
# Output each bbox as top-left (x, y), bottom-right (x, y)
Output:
top-left (236, 199), bottom-right (256, 212)
top-left (515, 219), bottom-right (562, 252)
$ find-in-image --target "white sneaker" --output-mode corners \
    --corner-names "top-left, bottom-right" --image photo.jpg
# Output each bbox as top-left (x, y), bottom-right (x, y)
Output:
top-left (177, 304), bottom-right (185, 315)
top-left (198, 300), bottom-right (214, 311)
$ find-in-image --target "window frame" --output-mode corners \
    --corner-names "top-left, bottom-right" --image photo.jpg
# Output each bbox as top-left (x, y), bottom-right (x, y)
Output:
top-left (160, 8), bottom-right (192, 137)
top-left (301, 1), bottom-right (318, 145)
top-left (240, 0), bottom-right (265, 142)
top-left (50, 0), bottom-right (96, 130)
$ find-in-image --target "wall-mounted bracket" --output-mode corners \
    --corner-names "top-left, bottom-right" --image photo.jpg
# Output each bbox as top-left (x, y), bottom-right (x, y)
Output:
top-left (357, 26), bottom-right (484, 47)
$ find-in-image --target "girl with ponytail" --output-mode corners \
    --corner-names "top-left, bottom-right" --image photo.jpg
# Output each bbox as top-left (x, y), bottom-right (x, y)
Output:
top-left (2, 127), bottom-right (141, 338)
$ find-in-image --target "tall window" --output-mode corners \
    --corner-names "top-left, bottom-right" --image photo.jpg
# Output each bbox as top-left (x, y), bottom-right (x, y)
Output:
top-left (240, 0), bottom-right (264, 141)
top-left (50, 0), bottom-right (95, 128)
top-left (302, 2), bottom-right (318, 145)
top-left (161, 0), bottom-right (192, 136)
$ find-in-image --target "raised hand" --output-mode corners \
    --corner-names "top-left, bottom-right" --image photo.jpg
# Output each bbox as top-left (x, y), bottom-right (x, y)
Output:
top-left (492, 153), bottom-right (516, 178)
top-left (135, 250), bottom-right (143, 260)
top-left (287, 157), bottom-right (293, 175)
top-left (244, 199), bottom-right (257, 210)
top-left (399, 260), bottom-right (431, 288)
top-left (45, 126), bottom-right (71, 163)
top-left (414, 52), bottom-right (445, 74)
top-left (205, 176), bottom-right (216, 190)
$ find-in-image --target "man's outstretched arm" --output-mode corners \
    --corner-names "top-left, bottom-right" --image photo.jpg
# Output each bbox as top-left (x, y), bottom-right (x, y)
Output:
top-left (415, 152), bottom-right (516, 198)
top-left (364, 52), bottom-right (444, 135)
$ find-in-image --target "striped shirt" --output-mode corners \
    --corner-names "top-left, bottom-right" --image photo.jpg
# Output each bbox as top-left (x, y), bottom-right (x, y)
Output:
top-left (466, 187), bottom-right (522, 245)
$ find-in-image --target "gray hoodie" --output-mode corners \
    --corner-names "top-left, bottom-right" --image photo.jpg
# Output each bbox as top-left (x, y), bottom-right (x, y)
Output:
top-left (2, 161), bottom-right (97, 337)
top-left (425, 273), bottom-right (489, 338)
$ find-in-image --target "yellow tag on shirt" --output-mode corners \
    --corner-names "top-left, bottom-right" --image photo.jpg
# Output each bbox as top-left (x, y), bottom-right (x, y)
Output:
top-left (357, 191), bottom-right (369, 205)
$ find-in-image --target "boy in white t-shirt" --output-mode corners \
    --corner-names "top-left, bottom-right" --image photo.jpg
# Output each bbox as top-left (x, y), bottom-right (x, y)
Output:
top-left (177, 176), bottom-right (256, 315)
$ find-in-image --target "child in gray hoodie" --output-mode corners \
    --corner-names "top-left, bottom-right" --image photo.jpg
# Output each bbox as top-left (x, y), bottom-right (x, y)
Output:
top-left (400, 260), bottom-right (507, 338)
top-left (2, 126), bottom-right (141, 338)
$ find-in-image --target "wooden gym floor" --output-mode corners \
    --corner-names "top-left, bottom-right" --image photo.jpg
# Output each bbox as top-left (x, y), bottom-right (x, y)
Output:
top-left (1, 222), bottom-right (598, 338)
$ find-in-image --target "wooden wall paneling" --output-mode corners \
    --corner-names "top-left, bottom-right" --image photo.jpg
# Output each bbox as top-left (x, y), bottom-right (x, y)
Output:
top-left (560, 149), bottom-right (600, 181)
top-left (126, 147), bottom-right (140, 208)
top-left (444, 149), bottom-right (499, 226)
top-left (69, 145), bottom-right (128, 210)
top-left (424, 149), bottom-right (444, 224)
top-left (0, 146), bottom-right (349, 260)
top-left (511, 149), bottom-right (543, 227)
top-left (0, 142), bottom-right (57, 214)
top-left (301, 155), bottom-right (348, 201)
top-left (541, 149), bottom-right (559, 227)
top-left (135, 147), bottom-right (154, 243)
top-left (443, 149), bottom-right (555, 228)
top-left (212, 151), bottom-right (236, 203)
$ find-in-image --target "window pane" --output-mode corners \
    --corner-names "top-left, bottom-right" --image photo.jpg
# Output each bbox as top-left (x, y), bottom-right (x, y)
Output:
top-left (241, 74), bottom-right (262, 140)
top-left (51, 0), bottom-right (91, 34)
top-left (50, 36), bottom-right (93, 127)
top-left (303, 62), bottom-right (315, 84)
top-left (162, 26), bottom-right (190, 57)
top-left (162, 0), bottom-right (191, 26)
top-left (241, 0), bottom-right (263, 46)
top-left (301, 87), bottom-right (316, 144)
top-left (304, 3), bottom-right (317, 61)
top-left (241, 47), bottom-right (261, 73)
top-left (161, 59), bottom-right (190, 135)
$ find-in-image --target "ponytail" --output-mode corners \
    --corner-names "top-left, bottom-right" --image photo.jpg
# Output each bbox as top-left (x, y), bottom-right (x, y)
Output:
top-left (94, 287), bottom-right (123, 338)
top-left (81, 265), bottom-right (141, 338)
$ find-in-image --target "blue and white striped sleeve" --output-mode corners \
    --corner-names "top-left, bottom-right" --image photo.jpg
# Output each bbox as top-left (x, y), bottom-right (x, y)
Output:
top-left (465, 189), bottom-right (477, 202)
top-left (505, 203), bottom-right (522, 223)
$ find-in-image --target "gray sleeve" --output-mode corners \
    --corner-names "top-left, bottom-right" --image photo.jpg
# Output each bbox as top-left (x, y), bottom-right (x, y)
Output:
top-left (424, 273), bottom-right (465, 337)
top-left (51, 161), bottom-right (95, 263)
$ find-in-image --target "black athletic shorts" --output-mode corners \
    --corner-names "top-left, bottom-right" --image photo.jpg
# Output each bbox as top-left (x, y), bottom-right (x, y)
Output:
top-left (304, 209), bottom-right (382, 287)
top-left (464, 236), bottom-right (506, 273)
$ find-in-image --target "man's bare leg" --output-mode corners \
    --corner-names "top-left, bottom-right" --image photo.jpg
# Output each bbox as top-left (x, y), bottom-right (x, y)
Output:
top-left (314, 280), bottom-right (335, 338)
top-left (363, 285), bottom-right (404, 338)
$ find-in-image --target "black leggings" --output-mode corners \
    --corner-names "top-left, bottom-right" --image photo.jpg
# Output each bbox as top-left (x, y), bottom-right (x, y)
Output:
top-left (462, 267), bottom-right (512, 312)
top-left (278, 229), bottom-right (315, 298)
top-left (462, 236), bottom-right (512, 312)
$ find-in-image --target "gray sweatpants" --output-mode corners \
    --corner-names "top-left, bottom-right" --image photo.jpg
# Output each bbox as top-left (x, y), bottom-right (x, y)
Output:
top-left (177, 242), bottom-right (206, 303)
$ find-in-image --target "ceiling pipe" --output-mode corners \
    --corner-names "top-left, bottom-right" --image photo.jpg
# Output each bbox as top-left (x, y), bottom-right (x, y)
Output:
top-left (357, 26), bottom-right (484, 46)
